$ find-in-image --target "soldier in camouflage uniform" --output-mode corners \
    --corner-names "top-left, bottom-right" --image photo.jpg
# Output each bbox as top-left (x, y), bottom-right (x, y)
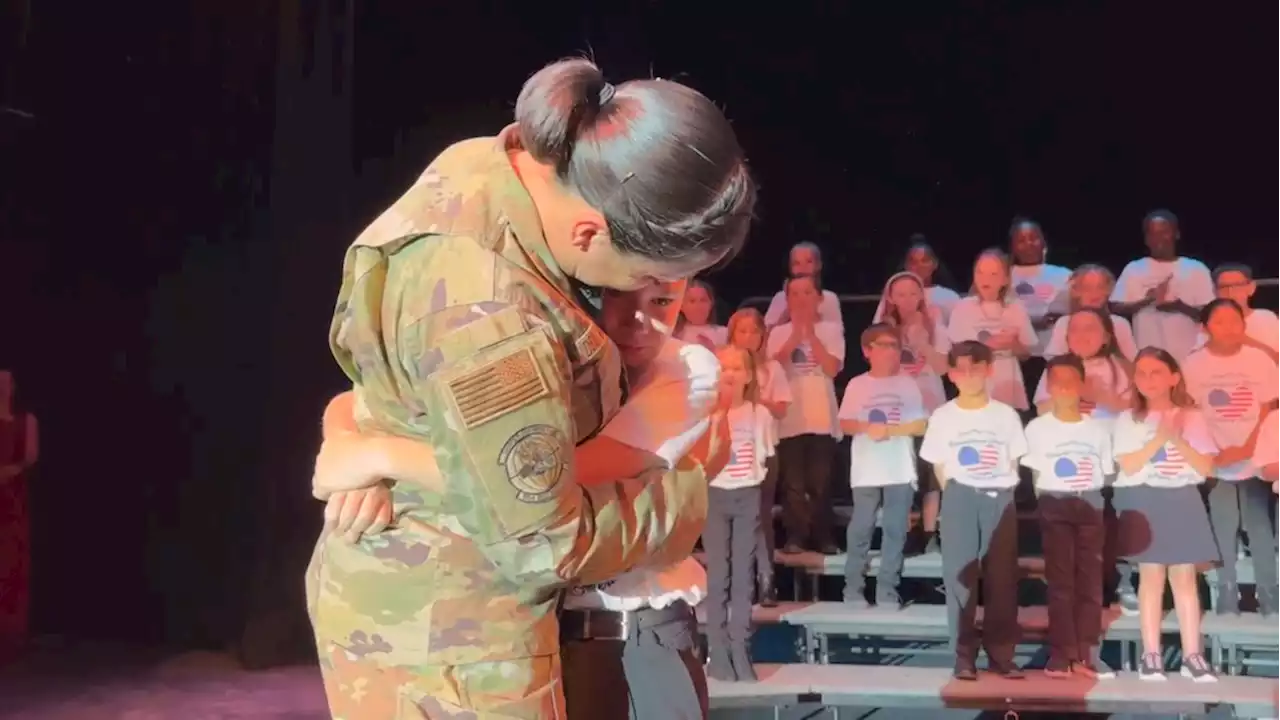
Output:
top-left (308, 57), bottom-right (754, 718)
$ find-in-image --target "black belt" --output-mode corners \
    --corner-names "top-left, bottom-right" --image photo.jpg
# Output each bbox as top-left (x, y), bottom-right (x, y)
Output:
top-left (560, 601), bottom-right (691, 642)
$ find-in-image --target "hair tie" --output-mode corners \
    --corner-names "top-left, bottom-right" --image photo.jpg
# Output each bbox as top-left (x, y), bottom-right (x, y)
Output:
top-left (597, 82), bottom-right (616, 107)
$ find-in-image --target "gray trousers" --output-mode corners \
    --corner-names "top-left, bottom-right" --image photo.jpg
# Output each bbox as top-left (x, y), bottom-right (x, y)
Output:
top-left (844, 484), bottom-right (914, 602)
top-left (561, 609), bottom-right (707, 720)
top-left (940, 482), bottom-right (1020, 664)
top-left (1207, 478), bottom-right (1279, 594)
top-left (705, 486), bottom-right (762, 646)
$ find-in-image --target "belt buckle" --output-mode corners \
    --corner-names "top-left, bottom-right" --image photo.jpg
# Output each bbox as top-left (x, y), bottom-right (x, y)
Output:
top-left (984, 490), bottom-right (998, 498)
top-left (584, 608), bottom-right (631, 641)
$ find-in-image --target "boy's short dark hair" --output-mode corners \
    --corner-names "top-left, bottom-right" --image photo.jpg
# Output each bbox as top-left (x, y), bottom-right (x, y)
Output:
top-left (784, 273), bottom-right (823, 294)
top-left (947, 340), bottom-right (993, 367)
top-left (1045, 353), bottom-right (1086, 380)
top-left (860, 323), bottom-right (899, 347)
top-left (1212, 263), bottom-right (1254, 284)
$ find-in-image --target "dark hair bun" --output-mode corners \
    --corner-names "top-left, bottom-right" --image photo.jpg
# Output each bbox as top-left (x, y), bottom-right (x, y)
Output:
top-left (515, 58), bottom-right (611, 175)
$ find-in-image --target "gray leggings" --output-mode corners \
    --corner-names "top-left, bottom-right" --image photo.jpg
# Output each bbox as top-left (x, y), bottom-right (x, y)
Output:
top-left (704, 486), bottom-right (763, 646)
top-left (844, 484), bottom-right (914, 601)
top-left (1207, 477), bottom-right (1278, 592)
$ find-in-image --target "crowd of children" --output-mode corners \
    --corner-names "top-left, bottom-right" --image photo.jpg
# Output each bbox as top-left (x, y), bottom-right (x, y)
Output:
top-left (686, 209), bottom-right (1279, 684)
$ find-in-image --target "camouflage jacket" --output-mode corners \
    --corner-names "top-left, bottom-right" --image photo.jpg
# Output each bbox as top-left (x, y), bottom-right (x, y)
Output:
top-left (307, 126), bottom-right (708, 668)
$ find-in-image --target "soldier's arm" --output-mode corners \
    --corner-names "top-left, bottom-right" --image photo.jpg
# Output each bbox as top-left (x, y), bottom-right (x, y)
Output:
top-left (356, 238), bottom-right (707, 587)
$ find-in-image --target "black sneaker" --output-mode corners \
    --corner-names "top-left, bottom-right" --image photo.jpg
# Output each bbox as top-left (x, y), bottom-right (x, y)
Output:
top-left (1179, 653), bottom-right (1217, 683)
top-left (1138, 652), bottom-right (1165, 682)
top-left (952, 658), bottom-right (978, 681)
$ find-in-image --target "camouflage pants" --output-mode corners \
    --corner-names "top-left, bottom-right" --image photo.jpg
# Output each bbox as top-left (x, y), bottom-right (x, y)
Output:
top-left (319, 644), bottom-right (566, 719)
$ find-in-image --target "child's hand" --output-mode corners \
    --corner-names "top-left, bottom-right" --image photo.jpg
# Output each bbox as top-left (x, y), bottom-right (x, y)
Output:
top-left (865, 423), bottom-right (889, 442)
top-left (1154, 277), bottom-right (1173, 304)
top-left (904, 323), bottom-right (930, 353)
top-left (1215, 445), bottom-right (1250, 467)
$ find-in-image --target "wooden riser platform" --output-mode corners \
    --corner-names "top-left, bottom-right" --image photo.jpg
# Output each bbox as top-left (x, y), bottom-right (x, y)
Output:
top-left (708, 663), bottom-right (1279, 718)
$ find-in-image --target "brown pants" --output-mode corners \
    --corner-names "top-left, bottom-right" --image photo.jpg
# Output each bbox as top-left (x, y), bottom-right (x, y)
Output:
top-left (1038, 490), bottom-right (1105, 662)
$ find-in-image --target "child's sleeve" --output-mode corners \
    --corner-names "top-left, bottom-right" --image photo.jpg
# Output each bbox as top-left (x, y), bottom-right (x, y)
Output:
top-left (1018, 420), bottom-right (1043, 472)
top-left (837, 379), bottom-right (862, 424)
top-left (1111, 262), bottom-right (1139, 303)
top-left (599, 342), bottom-right (719, 468)
top-left (1043, 317), bottom-right (1067, 357)
top-left (765, 361), bottom-right (793, 403)
top-left (1097, 422), bottom-right (1116, 475)
top-left (1182, 409), bottom-right (1220, 456)
top-left (1014, 304), bottom-right (1037, 348)
top-left (946, 304), bottom-right (971, 343)
top-left (902, 381), bottom-right (927, 422)
top-left (1032, 370), bottom-right (1049, 406)
top-left (1112, 413), bottom-right (1144, 455)
top-left (918, 408), bottom-right (946, 463)
top-left (1253, 412), bottom-right (1279, 469)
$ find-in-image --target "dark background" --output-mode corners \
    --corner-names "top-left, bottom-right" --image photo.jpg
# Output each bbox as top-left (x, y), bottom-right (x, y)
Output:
top-left (0, 1), bottom-right (1274, 662)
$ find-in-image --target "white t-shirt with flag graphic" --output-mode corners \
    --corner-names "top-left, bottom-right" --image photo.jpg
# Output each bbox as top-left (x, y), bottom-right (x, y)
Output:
top-left (1022, 414), bottom-right (1114, 492)
top-left (765, 289), bottom-right (844, 328)
top-left (838, 373), bottom-right (927, 488)
top-left (1111, 256), bottom-right (1215, 361)
top-left (1193, 309), bottom-right (1280, 355)
top-left (675, 323), bottom-right (728, 352)
top-left (1010, 264), bottom-right (1072, 356)
top-left (1044, 314), bottom-right (1140, 361)
top-left (710, 401), bottom-right (774, 491)
top-left (1032, 356), bottom-right (1131, 432)
top-left (1182, 345), bottom-right (1280, 480)
top-left (899, 314), bottom-right (952, 411)
top-left (767, 320), bottom-right (846, 439)
top-left (1113, 409), bottom-right (1217, 489)
top-left (946, 296), bottom-right (1038, 409)
top-left (920, 399), bottom-right (1028, 490)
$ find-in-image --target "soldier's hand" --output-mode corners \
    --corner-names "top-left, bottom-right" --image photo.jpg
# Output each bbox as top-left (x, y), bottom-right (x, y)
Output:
top-left (324, 483), bottom-right (394, 543)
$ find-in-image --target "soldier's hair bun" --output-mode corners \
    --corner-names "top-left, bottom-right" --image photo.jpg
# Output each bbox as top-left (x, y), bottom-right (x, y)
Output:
top-left (515, 56), bottom-right (757, 271)
top-left (515, 58), bottom-right (613, 178)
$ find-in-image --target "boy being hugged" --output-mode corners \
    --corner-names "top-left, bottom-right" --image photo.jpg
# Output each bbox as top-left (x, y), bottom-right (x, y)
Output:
top-left (1021, 354), bottom-right (1116, 680)
top-left (920, 341), bottom-right (1028, 680)
top-left (837, 324), bottom-right (928, 609)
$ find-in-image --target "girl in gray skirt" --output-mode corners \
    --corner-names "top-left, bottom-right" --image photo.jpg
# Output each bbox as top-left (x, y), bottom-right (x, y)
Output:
top-left (1112, 347), bottom-right (1220, 683)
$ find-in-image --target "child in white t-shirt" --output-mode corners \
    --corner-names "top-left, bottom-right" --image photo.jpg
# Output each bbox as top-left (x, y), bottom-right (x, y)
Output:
top-left (1192, 263), bottom-right (1280, 361)
top-left (1022, 354), bottom-right (1115, 679)
top-left (703, 344), bottom-right (775, 683)
top-left (875, 270), bottom-right (952, 552)
top-left (1111, 347), bottom-right (1219, 682)
top-left (903, 237), bottom-right (963, 324)
top-left (1044, 265), bottom-right (1139, 360)
top-left (1182, 298), bottom-right (1280, 615)
top-left (675, 278), bottom-right (728, 350)
top-left (1110, 209), bottom-right (1214, 361)
top-left (947, 249), bottom-right (1037, 410)
top-left (1007, 217), bottom-right (1072, 358)
top-left (919, 341), bottom-right (1028, 680)
top-left (837, 324), bottom-right (928, 609)
top-left (763, 242), bottom-right (845, 327)
top-left (1033, 308), bottom-right (1132, 426)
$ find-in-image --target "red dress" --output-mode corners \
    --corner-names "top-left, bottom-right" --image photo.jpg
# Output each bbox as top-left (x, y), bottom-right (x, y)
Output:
top-left (0, 414), bottom-right (29, 661)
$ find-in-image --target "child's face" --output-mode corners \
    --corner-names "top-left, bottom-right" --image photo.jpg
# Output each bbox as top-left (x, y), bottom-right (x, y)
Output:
top-left (730, 317), bottom-right (764, 353)
top-left (1215, 270), bottom-right (1255, 309)
top-left (862, 332), bottom-right (901, 372)
top-left (716, 347), bottom-right (750, 395)
top-left (947, 356), bottom-right (992, 396)
top-left (904, 248), bottom-right (936, 283)
top-left (785, 277), bottom-right (821, 321)
top-left (1010, 224), bottom-right (1045, 265)
top-left (1066, 312), bottom-right (1107, 359)
top-left (1204, 304), bottom-right (1246, 347)
top-left (1073, 270), bottom-right (1111, 309)
top-left (1133, 355), bottom-right (1178, 401)
top-left (682, 285), bottom-right (713, 326)
top-left (1047, 365), bottom-right (1083, 404)
top-left (789, 247), bottom-right (819, 276)
top-left (888, 276), bottom-right (924, 315)
top-left (601, 279), bottom-right (687, 370)
top-left (973, 256), bottom-right (1007, 301)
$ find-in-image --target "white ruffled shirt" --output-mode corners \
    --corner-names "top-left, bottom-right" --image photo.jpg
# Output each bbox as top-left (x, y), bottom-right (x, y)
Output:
top-left (564, 339), bottom-right (718, 612)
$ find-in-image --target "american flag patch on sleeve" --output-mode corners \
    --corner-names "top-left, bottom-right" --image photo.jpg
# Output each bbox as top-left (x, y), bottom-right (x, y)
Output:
top-left (447, 348), bottom-right (550, 428)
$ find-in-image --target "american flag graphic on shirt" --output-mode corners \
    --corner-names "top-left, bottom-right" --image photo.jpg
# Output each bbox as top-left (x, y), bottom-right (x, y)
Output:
top-left (1151, 444), bottom-right (1186, 478)
top-left (1053, 455), bottom-right (1096, 490)
top-left (957, 444), bottom-right (1002, 479)
top-left (790, 343), bottom-right (820, 376)
top-left (900, 348), bottom-right (926, 376)
top-left (1014, 281), bottom-right (1057, 303)
top-left (1207, 385), bottom-right (1254, 421)
top-left (723, 424), bottom-right (757, 481)
top-left (867, 404), bottom-right (902, 425)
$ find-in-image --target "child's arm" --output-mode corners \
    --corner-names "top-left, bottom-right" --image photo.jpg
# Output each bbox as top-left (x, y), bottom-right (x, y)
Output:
top-left (932, 463), bottom-right (949, 490)
top-left (887, 418), bottom-right (927, 438)
top-left (1115, 435), bottom-right (1168, 477)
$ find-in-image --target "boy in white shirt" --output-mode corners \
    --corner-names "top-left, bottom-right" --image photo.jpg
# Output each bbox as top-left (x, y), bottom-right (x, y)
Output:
top-left (838, 324), bottom-right (928, 610)
top-left (1022, 354), bottom-right (1115, 680)
top-left (1110, 209), bottom-right (1214, 361)
top-left (1192, 264), bottom-right (1280, 361)
top-left (920, 341), bottom-right (1028, 680)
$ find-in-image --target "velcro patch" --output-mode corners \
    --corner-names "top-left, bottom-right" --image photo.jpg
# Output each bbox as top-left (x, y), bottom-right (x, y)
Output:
top-left (446, 348), bottom-right (550, 429)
